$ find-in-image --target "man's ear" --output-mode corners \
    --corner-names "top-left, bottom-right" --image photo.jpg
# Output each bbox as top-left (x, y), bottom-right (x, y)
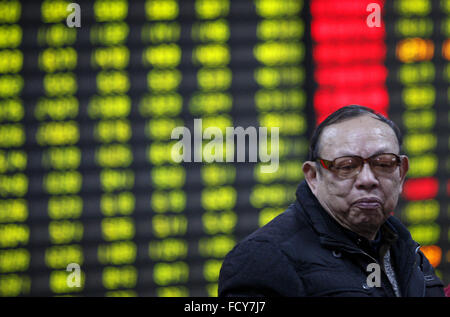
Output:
top-left (399, 155), bottom-right (409, 187)
top-left (302, 161), bottom-right (319, 194)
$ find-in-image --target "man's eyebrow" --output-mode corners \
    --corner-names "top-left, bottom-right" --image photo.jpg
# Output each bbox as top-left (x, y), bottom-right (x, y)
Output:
top-left (335, 148), bottom-right (394, 158)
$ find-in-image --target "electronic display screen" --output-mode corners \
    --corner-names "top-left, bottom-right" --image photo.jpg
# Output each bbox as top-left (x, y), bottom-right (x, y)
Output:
top-left (0, 0), bottom-right (448, 296)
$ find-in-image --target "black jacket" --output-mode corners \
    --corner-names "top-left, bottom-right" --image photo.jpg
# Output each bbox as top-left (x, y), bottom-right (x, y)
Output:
top-left (218, 181), bottom-right (445, 297)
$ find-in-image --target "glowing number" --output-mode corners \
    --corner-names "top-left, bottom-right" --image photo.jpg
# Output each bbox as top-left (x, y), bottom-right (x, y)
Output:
top-left (259, 112), bottom-right (306, 135)
top-left (101, 217), bottom-right (135, 241)
top-left (49, 270), bottom-right (84, 293)
top-left (395, 0), bottom-right (431, 16)
top-left (403, 133), bottom-right (437, 154)
top-left (39, 47), bottom-right (77, 73)
top-left (102, 266), bottom-right (137, 289)
top-left (141, 22), bottom-right (180, 43)
top-left (202, 210), bottom-right (237, 234)
top-left (88, 95), bottom-right (131, 119)
top-left (257, 18), bottom-right (304, 40)
top-left (197, 235), bottom-right (235, 258)
top-left (201, 164), bottom-right (236, 186)
top-left (403, 200), bottom-right (439, 224)
top-left (49, 220), bottom-right (83, 244)
top-left (38, 23), bottom-right (76, 47)
top-left (408, 224), bottom-right (440, 245)
top-left (148, 238), bottom-right (188, 261)
top-left (139, 93), bottom-right (182, 117)
top-left (0, 124), bottom-right (24, 147)
top-left (0, 224), bottom-right (29, 248)
top-left (151, 190), bottom-right (186, 213)
top-left (156, 286), bottom-right (188, 297)
top-left (443, 39), bottom-right (450, 61)
top-left (191, 19), bottom-right (229, 42)
top-left (398, 62), bottom-right (434, 84)
top-left (152, 215), bottom-right (187, 238)
top-left (203, 259), bottom-right (222, 282)
top-left (147, 142), bottom-right (176, 165)
top-left (201, 186), bottom-right (236, 211)
top-left (98, 241), bottom-right (137, 265)
top-left (402, 85), bottom-right (435, 109)
top-left (195, 0), bottom-right (230, 19)
top-left (45, 245), bottom-right (84, 269)
top-left (193, 44), bottom-right (230, 67)
top-left (146, 0), bottom-right (179, 21)
top-left (189, 92), bottom-right (232, 115)
top-left (147, 69), bottom-right (181, 91)
top-left (43, 72), bottom-right (77, 96)
top-left (153, 262), bottom-right (189, 286)
top-left (44, 171), bottom-right (82, 195)
top-left (92, 45), bottom-right (129, 69)
top-left (35, 96), bottom-right (79, 121)
top-left (0, 274), bottom-right (30, 296)
top-left (396, 38), bottom-right (434, 63)
top-left (0, 249), bottom-right (29, 273)
top-left (96, 70), bottom-right (129, 94)
top-left (0, 199), bottom-right (27, 223)
top-left (197, 68), bottom-right (232, 90)
top-left (94, 119), bottom-right (131, 143)
top-left (395, 18), bottom-right (433, 37)
top-left (402, 110), bottom-right (435, 130)
top-left (0, 75), bottom-right (23, 98)
top-left (408, 154), bottom-right (438, 177)
top-left (255, 0), bottom-right (303, 18)
top-left (42, 146), bottom-right (81, 170)
top-left (90, 22), bottom-right (129, 45)
top-left (96, 144), bottom-right (132, 168)
top-left (250, 184), bottom-right (297, 208)
top-left (48, 196), bottom-right (83, 220)
top-left (36, 121), bottom-right (79, 146)
top-left (0, 99), bottom-right (23, 122)
top-left (41, 0), bottom-right (70, 23)
top-left (94, 0), bottom-right (128, 22)
top-left (143, 44), bottom-right (181, 68)
top-left (151, 165), bottom-right (186, 189)
top-left (0, 173), bottom-right (28, 197)
top-left (101, 192), bottom-right (135, 216)
top-left (254, 42), bottom-right (305, 66)
top-left (0, 50), bottom-right (22, 73)
top-left (0, 0), bottom-right (21, 23)
top-left (100, 169), bottom-right (134, 192)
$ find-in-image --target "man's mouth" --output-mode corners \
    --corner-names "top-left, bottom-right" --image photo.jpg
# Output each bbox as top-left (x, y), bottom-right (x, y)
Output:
top-left (352, 197), bottom-right (382, 209)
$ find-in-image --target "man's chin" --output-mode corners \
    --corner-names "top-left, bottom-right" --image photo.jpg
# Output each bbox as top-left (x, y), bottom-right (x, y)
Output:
top-left (350, 209), bottom-right (386, 228)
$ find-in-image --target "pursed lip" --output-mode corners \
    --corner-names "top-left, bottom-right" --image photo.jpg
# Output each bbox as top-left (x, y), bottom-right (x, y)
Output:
top-left (352, 197), bottom-right (383, 209)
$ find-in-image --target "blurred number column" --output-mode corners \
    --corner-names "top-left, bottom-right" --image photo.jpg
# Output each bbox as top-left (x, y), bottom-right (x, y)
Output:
top-left (142, 0), bottom-right (189, 297)
top-left (251, 0), bottom-right (308, 229)
top-left (386, 0), bottom-right (444, 277)
top-left (38, 0), bottom-right (84, 295)
top-left (90, 0), bottom-right (137, 296)
top-left (0, 0), bottom-right (30, 297)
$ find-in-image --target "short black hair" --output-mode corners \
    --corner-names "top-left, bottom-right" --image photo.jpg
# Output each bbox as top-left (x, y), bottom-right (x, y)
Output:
top-left (307, 105), bottom-right (403, 162)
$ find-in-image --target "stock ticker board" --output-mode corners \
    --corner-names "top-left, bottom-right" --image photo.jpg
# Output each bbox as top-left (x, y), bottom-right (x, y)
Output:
top-left (0, 0), bottom-right (448, 297)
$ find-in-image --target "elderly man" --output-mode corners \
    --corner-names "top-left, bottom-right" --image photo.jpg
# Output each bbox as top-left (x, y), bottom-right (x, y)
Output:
top-left (218, 105), bottom-right (445, 297)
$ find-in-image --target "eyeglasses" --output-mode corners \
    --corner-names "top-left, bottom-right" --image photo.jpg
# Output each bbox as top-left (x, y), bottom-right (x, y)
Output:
top-left (316, 153), bottom-right (402, 179)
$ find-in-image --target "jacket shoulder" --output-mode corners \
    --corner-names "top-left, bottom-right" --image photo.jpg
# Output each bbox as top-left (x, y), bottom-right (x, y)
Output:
top-left (245, 203), bottom-right (308, 244)
top-left (218, 204), bottom-right (309, 296)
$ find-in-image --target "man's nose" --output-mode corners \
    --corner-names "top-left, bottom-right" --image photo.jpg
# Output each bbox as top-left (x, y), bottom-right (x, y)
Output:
top-left (355, 162), bottom-right (379, 189)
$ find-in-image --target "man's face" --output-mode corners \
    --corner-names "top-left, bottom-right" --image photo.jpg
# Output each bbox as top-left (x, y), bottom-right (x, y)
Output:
top-left (303, 115), bottom-right (409, 240)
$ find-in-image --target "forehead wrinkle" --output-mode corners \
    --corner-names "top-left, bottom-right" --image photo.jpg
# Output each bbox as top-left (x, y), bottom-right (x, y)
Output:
top-left (317, 116), bottom-right (399, 159)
